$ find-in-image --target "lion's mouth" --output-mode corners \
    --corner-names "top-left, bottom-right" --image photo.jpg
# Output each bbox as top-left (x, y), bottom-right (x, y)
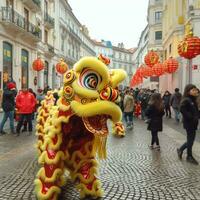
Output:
top-left (82, 115), bottom-right (109, 137)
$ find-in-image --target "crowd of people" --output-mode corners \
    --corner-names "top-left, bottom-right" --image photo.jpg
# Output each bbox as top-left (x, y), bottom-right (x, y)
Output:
top-left (1, 81), bottom-right (200, 165)
top-left (119, 84), bottom-right (200, 165)
top-left (0, 81), bottom-right (52, 137)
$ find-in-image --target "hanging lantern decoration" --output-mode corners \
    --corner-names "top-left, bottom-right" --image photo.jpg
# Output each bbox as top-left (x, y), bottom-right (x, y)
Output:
top-left (56, 59), bottom-right (68, 74)
top-left (32, 58), bottom-right (44, 71)
top-left (164, 57), bottom-right (179, 73)
top-left (178, 35), bottom-right (200, 59)
top-left (136, 64), bottom-right (146, 77)
top-left (152, 62), bottom-right (164, 77)
top-left (144, 50), bottom-right (159, 68)
top-left (142, 66), bottom-right (154, 77)
top-left (130, 73), bottom-right (143, 87)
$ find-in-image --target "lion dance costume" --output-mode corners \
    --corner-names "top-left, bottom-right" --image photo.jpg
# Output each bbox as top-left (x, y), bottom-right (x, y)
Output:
top-left (34, 56), bottom-right (126, 200)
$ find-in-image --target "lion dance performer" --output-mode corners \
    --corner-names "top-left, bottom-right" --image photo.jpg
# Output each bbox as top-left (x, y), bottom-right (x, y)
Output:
top-left (34, 56), bottom-right (126, 199)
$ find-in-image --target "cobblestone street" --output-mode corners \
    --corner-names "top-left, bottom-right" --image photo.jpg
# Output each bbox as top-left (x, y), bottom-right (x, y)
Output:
top-left (0, 118), bottom-right (200, 200)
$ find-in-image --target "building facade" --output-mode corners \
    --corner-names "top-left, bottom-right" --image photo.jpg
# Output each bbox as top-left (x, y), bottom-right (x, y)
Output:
top-left (94, 40), bottom-right (135, 86)
top-left (132, 25), bottom-right (149, 88)
top-left (132, 0), bottom-right (163, 90)
top-left (160, 0), bottom-right (200, 93)
top-left (0, 0), bottom-right (133, 93)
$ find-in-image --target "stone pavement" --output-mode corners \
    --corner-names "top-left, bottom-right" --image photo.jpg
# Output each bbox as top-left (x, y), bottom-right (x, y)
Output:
top-left (0, 119), bottom-right (200, 200)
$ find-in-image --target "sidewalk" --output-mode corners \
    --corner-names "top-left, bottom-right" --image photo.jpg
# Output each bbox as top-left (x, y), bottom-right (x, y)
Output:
top-left (0, 118), bottom-right (200, 199)
top-left (163, 116), bottom-right (200, 142)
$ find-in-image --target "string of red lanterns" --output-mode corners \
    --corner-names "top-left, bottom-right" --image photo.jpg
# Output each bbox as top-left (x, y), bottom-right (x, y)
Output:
top-left (130, 50), bottom-right (179, 88)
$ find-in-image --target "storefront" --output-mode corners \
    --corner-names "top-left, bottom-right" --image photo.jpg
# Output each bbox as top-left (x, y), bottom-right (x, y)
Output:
top-left (21, 49), bottom-right (29, 88)
top-left (3, 41), bottom-right (12, 89)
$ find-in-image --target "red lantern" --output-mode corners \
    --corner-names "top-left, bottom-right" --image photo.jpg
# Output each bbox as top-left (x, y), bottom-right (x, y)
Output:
top-left (56, 59), bottom-right (68, 74)
top-left (136, 64), bottom-right (146, 77)
top-left (32, 58), bottom-right (44, 71)
top-left (164, 57), bottom-right (179, 73)
top-left (144, 50), bottom-right (159, 68)
top-left (178, 35), bottom-right (200, 59)
top-left (142, 66), bottom-right (154, 77)
top-left (152, 63), bottom-right (164, 76)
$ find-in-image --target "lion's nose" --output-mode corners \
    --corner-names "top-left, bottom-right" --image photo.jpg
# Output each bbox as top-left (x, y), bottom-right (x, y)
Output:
top-left (99, 87), bottom-right (119, 102)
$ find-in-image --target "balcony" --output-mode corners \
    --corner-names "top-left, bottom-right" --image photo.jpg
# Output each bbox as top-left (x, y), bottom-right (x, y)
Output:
top-left (44, 12), bottom-right (54, 29)
top-left (44, 43), bottom-right (55, 57)
top-left (68, 26), bottom-right (81, 43)
top-left (21, 0), bottom-right (41, 12)
top-left (0, 7), bottom-right (42, 42)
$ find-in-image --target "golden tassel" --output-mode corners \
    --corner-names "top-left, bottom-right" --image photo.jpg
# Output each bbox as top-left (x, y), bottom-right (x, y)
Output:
top-left (93, 136), bottom-right (107, 159)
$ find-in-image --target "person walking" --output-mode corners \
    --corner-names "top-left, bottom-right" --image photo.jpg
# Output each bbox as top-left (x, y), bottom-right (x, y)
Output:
top-left (0, 82), bottom-right (17, 135)
top-left (15, 87), bottom-right (37, 136)
top-left (170, 88), bottom-right (182, 123)
top-left (123, 90), bottom-right (135, 129)
top-left (145, 93), bottom-right (165, 150)
top-left (139, 90), bottom-right (150, 120)
top-left (177, 84), bottom-right (199, 165)
top-left (21, 88), bottom-right (37, 132)
top-left (162, 90), bottom-right (172, 118)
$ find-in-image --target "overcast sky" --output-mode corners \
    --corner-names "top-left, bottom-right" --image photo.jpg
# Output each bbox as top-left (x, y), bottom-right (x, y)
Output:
top-left (68, 0), bottom-right (148, 49)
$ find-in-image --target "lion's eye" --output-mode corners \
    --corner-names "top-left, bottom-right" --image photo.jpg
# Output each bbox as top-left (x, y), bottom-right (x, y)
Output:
top-left (79, 69), bottom-right (101, 90)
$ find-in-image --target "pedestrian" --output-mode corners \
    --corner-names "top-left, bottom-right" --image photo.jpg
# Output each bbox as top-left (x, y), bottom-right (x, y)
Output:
top-left (36, 88), bottom-right (45, 108)
top-left (139, 89), bottom-right (149, 120)
top-left (134, 100), bottom-right (141, 118)
top-left (177, 84), bottom-right (199, 165)
top-left (123, 90), bottom-right (134, 129)
top-left (0, 82), bottom-right (17, 135)
top-left (162, 90), bottom-right (172, 118)
top-left (145, 93), bottom-right (165, 150)
top-left (15, 87), bottom-right (37, 136)
top-left (21, 88), bottom-right (37, 132)
top-left (53, 91), bottom-right (59, 105)
top-left (170, 88), bottom-right (182, 123)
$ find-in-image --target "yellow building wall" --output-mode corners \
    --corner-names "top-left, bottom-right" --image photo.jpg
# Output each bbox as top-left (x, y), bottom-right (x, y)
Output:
top-left (162, 0), bottom-right (187, 59)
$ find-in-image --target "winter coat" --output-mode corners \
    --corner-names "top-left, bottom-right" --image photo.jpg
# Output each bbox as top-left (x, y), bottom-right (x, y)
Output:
top-left (16, 91), bottom-right (37, 114)
top-left (145, 104), bottom-right (165, 132)
top-left (162, 94), bottom-right (171, 107)
top-left (123, 94), bottom-right (134, 113)
top-left (139, 93), bottom-right (150, 110)
top-left (170, 92), bottom-right (182, 109)
top-left (2, 89), bottom-right (17, 112)
top-left (180, 96), bottom-right (199, 132)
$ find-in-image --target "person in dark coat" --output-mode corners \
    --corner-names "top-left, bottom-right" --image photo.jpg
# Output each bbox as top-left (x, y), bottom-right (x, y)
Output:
top-left (177, 84), bottom-right (199, 165)
top-left (170, 88), bottom-right (182, 123)
top-left (162, 90), bottom-right (172, 118)
top-left (145, 93), bottom-right (165, 150)
top-left (0, 82), bottom-right (17, 135)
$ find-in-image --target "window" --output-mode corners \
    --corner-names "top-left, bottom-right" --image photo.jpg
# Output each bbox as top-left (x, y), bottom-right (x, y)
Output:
top-left (155, 11), bottom-right (162, 22)
top-left (3, 41), bottom-right (12, 88)
top-left (45, 30), bottom-right (48, 43)
top-left (21, 49), bottom-right (29, 88)
top-left (44, 61), bottom-right (49, 87)
top-left (61, 37), bottom-right (64, 51)
top-left (155, 31), bottom-right (162, 40)
top-left (169, 44), bottom-right (172, 54)
top-left (144, 33), bottom-right (148, 42)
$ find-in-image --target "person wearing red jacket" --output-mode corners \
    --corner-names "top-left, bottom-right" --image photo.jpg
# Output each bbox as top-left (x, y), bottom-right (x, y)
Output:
top-left (15, 87), bottom-right (37, 136)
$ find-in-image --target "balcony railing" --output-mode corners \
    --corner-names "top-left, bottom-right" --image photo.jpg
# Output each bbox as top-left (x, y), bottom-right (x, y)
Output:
top-left (1, 7), bottom-right (41, 39)
top-left (47, 44), bottom-right (54, 54)
top-left (32, 0), bottom-right (41, 7)
top-left (44, 12), bottom-right (54, 28)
